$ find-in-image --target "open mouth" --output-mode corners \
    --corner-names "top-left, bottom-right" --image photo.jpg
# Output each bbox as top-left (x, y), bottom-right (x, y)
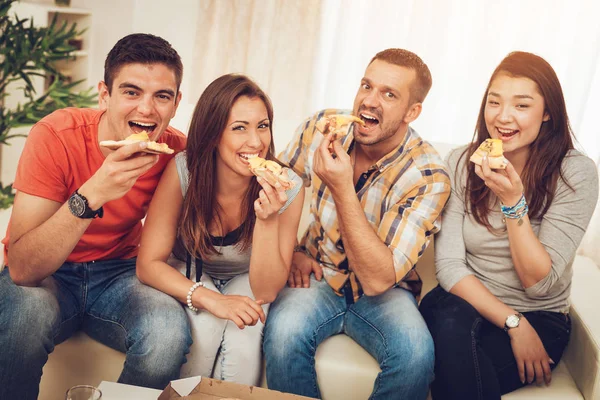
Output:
top-left (497, 127), bottom-right (518, 140)
top-left (239, 152), bottom-right (259, 164)
top-left (359, 113), bottom-right (380, 129)
top-left (129, 121), bottom-right (157, 134)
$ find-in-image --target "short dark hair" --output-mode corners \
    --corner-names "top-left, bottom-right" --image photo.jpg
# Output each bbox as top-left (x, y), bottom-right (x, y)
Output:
top-left (104, 33), bottom-right (183, 94)
top-left (370, 48), bottom-right (432, 104)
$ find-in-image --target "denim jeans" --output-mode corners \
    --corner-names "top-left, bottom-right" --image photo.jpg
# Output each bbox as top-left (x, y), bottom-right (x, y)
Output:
top-left (263, 277), bottom-right (434, 400)
top-left (180, 272), bottom-right (268, 385)
top-left (0, 258), bottom-right (192, 400)
top-left (420, 285), bottom-right (571, 400)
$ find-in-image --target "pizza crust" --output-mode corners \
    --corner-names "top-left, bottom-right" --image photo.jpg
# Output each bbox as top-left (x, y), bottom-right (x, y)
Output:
top-left (315, 114), bottom-right (365, 140)
top-left (99, 131), bottom-right (174, 155)
top-left (247, 157), bottom-right (296, 190)
top-left (469, 138), bottom-right (509, 169)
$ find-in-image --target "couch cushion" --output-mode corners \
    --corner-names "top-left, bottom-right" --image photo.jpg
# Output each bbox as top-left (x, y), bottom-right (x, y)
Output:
top-left (563, 255), bottom-right (600, 400)
top-left (315, 334), bottom-right (379, 400)
top-left (502, 362), bottom-right (582, 399)
top-left (40, 332), bottom-right (124, 400)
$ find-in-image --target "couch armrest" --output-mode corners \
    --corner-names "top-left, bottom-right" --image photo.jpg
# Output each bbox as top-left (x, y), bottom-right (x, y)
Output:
top-left (563, 255), bottom-right (600, 400)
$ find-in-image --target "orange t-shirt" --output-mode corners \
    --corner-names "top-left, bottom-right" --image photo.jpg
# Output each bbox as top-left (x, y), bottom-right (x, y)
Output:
top-left (2, 107), bottom-right (187, 264)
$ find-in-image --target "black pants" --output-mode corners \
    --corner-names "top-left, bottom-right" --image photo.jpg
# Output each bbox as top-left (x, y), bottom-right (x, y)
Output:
top-left (419, 285), bottom-right (571, 400)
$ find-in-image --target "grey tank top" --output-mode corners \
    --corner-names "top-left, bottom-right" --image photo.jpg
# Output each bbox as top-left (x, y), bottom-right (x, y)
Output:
top-left (172, 151), bottom-right (303, 280)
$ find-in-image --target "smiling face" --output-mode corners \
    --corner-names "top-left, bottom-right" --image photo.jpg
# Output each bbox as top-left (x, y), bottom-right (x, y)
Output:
top-left (484, 72), bottom-right (549, 163)
top-left (352, 60), bottom-right (422, 156)
top-left (216, 96), bottom-right (271, 179)
top-left (98, 62), bottom-right (181, 143)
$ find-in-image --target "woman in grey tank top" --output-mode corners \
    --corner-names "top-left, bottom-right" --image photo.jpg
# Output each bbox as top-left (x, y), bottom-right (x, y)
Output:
top-left (136, 74), bottom-right (304, 385)
top-left (419, 52), bottom-right (598, 399)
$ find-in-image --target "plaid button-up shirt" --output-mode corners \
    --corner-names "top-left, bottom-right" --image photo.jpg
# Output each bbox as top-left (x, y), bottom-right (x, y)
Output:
top-left (279, 109), bottom-right (451, 301)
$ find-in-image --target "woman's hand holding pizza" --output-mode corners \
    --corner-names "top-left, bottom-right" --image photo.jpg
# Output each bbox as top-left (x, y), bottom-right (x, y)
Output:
top-left (475, 155), bottom-right (523, 207)
top-left (254, 176), bottom-right (288, 221)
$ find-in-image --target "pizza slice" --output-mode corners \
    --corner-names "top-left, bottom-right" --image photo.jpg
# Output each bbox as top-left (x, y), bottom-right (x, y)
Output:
top-left (315, 114), bottom-right (366, 140)
top-left (469, 138), bottom-right (509, 169)
top-left (247, 156), bottom-right (296, 190)
top-left (99, 131), bottom-right (174, 155)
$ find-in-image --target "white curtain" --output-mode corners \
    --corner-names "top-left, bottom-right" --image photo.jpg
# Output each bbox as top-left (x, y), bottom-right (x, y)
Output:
top-left (311, 0), bottom-right (600, 161)
top-left (190, 0), bottom-right (322, 151)
top-left (308, 0), bottom-right (600, 261)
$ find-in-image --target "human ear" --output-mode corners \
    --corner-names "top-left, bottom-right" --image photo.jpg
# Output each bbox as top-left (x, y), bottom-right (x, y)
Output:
top-left (403, 102), bottom-right (422, 124)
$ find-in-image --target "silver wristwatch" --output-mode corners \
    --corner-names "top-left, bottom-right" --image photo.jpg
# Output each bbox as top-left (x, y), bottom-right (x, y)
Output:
top-left (503, 313), bottom-right (523, 332)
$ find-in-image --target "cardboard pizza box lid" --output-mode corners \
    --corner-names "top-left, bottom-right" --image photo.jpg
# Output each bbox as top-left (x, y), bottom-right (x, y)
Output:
top-left (158, 376), bottom-right (317, 400)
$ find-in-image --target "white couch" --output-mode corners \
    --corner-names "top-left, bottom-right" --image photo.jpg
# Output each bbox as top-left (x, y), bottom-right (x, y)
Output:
top-left (2, 142), bottom-right (599, 400)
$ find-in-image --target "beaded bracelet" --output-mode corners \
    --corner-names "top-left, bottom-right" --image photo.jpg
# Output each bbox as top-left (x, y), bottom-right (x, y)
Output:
top-left (500, 194), bottom-right (529, 225)
top-left (186, 281), bottom-right (204, 312)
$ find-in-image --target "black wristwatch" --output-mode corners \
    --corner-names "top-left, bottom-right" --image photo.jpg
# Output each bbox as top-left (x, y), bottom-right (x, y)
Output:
top-left (68, 189), bottom-right (103, 219)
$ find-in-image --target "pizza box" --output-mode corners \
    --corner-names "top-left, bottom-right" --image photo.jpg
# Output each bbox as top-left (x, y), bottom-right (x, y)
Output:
top-left (158, 376), bottom-right (317, 400)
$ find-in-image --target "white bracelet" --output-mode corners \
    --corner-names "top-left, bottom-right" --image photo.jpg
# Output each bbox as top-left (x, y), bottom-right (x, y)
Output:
top-left (186, 281), bottom-right (204, 312)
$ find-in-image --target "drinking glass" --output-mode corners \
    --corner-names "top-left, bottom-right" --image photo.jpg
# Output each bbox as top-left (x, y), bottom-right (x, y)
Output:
top-left (65, 385), bottom-right (102, 400)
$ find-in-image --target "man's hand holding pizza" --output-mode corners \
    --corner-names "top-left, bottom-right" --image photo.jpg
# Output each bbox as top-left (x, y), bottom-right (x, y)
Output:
top-left (79, 141), bottom-right (159, 210)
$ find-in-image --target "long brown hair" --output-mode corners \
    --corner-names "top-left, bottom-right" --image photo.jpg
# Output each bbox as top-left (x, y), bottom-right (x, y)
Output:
top-left (461, 51), bottom-right (574, 230)
top-left (179, 74), bottom-right (275, 258)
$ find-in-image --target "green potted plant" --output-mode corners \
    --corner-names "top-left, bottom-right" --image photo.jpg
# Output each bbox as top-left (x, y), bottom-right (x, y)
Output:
top-left (0, 0), bottom-right (97, 209)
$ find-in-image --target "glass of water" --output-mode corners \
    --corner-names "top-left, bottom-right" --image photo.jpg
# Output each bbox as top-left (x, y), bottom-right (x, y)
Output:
top-left (65, 385), bottom-right (102, 400)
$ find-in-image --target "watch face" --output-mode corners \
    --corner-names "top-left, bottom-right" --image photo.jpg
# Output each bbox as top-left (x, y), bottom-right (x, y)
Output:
top-left (506, 314), bottom-right (520, 328)
top-left (68, 194), bottom-right (86, 217)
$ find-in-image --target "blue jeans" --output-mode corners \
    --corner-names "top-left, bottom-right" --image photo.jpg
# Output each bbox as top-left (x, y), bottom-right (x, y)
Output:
top-left (263, 277), bottom-right (434, 400)
top-left (420, 285), bottom-right (571, 400)
top-left (0, 259), bottom-right (192, 400)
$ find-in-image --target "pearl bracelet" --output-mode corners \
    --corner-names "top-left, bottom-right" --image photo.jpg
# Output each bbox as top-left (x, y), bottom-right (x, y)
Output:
top-left (186, 281), bottom-right (204, 312)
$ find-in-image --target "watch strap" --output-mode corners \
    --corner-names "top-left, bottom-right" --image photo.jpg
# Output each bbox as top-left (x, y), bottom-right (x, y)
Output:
top-left (71, 189), bottom-right (103, 219)
top-left (503, 312), bottom-right (523, 332)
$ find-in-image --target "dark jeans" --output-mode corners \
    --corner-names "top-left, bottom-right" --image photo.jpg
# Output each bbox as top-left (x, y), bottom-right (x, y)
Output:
top-left (419, 285), bottom-right (571, 400)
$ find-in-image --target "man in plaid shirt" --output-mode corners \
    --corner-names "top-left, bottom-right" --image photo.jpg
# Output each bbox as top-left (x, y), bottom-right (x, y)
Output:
top-left (264, 49), bottom-right (451, 400)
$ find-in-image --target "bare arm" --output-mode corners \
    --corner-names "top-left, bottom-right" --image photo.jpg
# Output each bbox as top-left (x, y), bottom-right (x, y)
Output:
top-left (439, 150), bottom-right (558, 386)
top-left (331, 187), bottom-right (396, 295)
top-left (439, 188), bottom-right (554, 386)
top-left (311, 137), bottom-right (395, 295)
top-left (9, 142), bottom-right (158, 286)
top-left (136, 159), bottom-right (195, 303)
top-left (249, 179), bottom-right (304, 302)
top-left (314, 138), bottom-right (450, 296)
top-left (477, 155), bottom-right (598, 293)
top-left (8, 193), bottom-right (90, 286)
top-left (477, 159), bottom-right (551, 287)
top-left (451, 275), bottom-right (517, 327)
top-left (137, 159), bottom-right (266, 329)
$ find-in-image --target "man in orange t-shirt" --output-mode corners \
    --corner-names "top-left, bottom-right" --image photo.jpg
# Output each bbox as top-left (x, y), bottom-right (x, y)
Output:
top-left (0, 34), bottom-right (191, 400)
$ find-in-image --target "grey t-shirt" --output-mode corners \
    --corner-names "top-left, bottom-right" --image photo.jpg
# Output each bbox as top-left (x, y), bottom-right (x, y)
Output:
top-left (436, 146), bottom-right (598, 313)
top-left (171, 151), bottom-right (303, 280)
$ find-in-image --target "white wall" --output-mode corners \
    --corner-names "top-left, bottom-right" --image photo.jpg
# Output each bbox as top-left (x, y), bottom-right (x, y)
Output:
top-left (11, 0), bottom-right (600, 161)
top-left (77, 0), bottom-right (199, 134)
top-left (311, 0), bottom-right (600, 162)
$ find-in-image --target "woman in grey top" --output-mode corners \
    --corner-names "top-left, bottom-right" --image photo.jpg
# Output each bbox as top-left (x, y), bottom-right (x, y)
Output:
top-left (420, 52), bottom-right (598, 399)
top-left (136, 74), bottom-right (304, 384)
